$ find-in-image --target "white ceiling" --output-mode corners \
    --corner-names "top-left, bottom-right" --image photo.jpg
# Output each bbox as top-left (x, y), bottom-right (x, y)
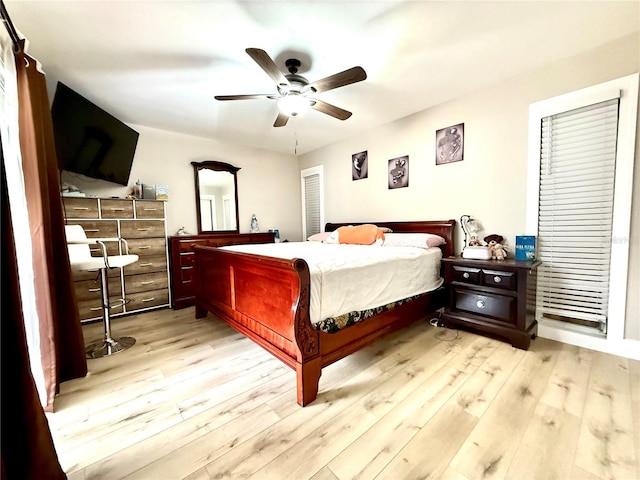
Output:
top-left (6, 1), bottom-right (639, 156)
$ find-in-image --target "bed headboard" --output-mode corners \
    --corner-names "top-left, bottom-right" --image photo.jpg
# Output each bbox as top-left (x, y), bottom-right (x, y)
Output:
top-left (324, 220), bottom-right (457, 258)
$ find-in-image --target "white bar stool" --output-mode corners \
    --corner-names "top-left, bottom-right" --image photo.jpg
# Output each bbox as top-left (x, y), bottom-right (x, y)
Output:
top-left (65, 224), bottom-right (139, 358)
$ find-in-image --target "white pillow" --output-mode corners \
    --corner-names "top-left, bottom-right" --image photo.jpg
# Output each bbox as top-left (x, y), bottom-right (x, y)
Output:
top-left (307, 232), bottom-right (332, 242)
top-left (383, 233), bottom-right (446, 249)
top-left (323, 230), bottom-right (340, 244)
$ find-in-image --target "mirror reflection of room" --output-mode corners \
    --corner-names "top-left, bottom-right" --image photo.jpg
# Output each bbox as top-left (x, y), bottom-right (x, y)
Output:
top-left (198, 169), bottom-right (236, 231)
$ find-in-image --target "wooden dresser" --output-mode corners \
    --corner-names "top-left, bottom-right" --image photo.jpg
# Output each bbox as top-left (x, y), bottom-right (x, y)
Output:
top-left (169, 232), bottom-right (274, 309)
top-left (63, 196), bottom-right (170, 322)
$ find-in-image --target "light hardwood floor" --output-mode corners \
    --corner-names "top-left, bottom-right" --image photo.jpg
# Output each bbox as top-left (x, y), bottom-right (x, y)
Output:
top-left (47, 307), bottom-right (640, 480)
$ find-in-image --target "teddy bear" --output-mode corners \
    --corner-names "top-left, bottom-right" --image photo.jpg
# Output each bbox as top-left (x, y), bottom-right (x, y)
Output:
top-left (484, 234), bottom-right (508, 260)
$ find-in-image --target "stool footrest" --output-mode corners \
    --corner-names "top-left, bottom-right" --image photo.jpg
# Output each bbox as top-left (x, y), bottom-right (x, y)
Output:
top-left (85, 336), bottom-right (136, 359)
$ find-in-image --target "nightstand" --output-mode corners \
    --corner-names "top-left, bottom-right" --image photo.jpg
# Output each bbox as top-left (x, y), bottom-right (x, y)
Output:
top-left (440, 257), bottom-right (541, 349)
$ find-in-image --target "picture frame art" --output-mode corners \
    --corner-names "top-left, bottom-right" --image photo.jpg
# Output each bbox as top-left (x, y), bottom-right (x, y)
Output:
top-left (388, 155), bottom-right (409, 189)
top-left (352, 150), bottom-right (368, 180)
top-left (435, 123), bottom-right (464, 165)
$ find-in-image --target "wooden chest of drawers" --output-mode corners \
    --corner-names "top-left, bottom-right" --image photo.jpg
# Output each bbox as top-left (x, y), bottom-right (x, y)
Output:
top-left (441, 257), bottom-right (541, 349)
top-left (63, 197), bottom-right (170, 323)
top-left (169, 232), bottom-right (274, 309)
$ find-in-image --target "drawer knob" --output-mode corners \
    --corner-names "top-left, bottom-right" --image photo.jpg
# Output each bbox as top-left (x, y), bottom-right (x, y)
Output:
top-left (463, 272), bottom-right (470, 279)
top-left (493, 276), bottom-right (502, 283)
top-left (476, 299), bottom-right (486, 309)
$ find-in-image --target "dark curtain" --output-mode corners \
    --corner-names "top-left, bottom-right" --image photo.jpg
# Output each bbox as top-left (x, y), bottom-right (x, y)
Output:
top-left (1, 158), bottom-right (66, 479)
top-left (15, 44), bottom-right (87, 410)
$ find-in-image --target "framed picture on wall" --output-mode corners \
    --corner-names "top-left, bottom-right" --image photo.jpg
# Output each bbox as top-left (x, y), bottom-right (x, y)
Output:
top-left (352, 150), bottom-right (368, 180)
top-left (436, 123), bottom-right (464, 165)
top-left (388, 155), bottom-right (409, 189)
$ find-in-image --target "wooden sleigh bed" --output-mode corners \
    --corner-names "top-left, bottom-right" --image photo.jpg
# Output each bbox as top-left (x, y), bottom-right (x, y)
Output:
top-left (193, 219), bottom-right (456, 406)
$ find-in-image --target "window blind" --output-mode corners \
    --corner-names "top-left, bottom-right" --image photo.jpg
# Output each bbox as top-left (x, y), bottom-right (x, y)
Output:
top-left (303, 173), bottom-right (321, 237)
top-left (537, 98), bottom-right (619, 331)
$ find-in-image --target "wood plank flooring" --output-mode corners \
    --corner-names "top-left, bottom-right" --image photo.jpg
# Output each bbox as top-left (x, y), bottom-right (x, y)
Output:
top-left (47, 307), bottom-right (640, 480)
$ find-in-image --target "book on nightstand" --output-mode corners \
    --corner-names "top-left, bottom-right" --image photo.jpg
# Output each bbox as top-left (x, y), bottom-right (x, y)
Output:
top-left (515, 235), bottom-right (536, 261)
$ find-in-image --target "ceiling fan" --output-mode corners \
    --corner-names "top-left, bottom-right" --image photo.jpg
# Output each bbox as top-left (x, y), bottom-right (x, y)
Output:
top-left (215, 48), bottom-right (367, 127)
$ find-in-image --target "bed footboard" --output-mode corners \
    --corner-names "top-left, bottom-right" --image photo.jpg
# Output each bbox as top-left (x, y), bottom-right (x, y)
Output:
top-left (193, 245), bottom-right (321, 405)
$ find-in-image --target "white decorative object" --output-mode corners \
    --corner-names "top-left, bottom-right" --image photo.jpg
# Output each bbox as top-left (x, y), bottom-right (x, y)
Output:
top-left (462, 245), bottom-right (493, 260)
top-left (250, 214), bottom-right (260, 233)
top-left (460, 215), bottom-right (491, 259)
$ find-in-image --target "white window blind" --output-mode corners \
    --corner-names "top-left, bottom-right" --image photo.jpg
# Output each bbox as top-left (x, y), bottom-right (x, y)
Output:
top-left (301, 166), bottom-right (324, 239)
top-left (304, 174), bottom-right (321, 236)
top-left (537, 98), bottom-right (619, 331)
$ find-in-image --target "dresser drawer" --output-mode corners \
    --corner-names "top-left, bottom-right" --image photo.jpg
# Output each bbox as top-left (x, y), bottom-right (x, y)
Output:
top-left (87, 242), bottom-right (120, 257)
top-left (72, 265), bottom-right (121, 282)
top-left (74, 277), bottom-right (122, 301)
top-left (453, 288), bottom-right (516, 324)
top-left (135, 200), bottom-right (165, 219)
top-left (127, 237), bottom-right (167, 256)
top-left (121, 220), bottom-right (166, 238)
top-left (100, 199), bottom-right (134, 219)
top-left (178, 239), bottom-right (209, 253)
top-left (63, 198), bottom-right (99, 219)
top-left (77, 297), bottom-right (124, 321)
top-left (125, 271), bottom-right (169, 294)
top-left (180, 265), bottom-right (194, 284)
top-left (482, 269), bottom-right (516, 290)
top-left (180, 251), bottom-right (196, 267)
top-left (126, 289), bottom-right (169, 310)
top-left (68, 220), bottom-right (118, 239)
top-left (452, 265), bottom-right (481, 284)
top-left (123, 255), bottom-right (167, 275)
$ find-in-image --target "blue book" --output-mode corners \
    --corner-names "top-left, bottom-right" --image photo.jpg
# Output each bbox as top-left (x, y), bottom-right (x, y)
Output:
top-left (515, 236), bottom-right (536, 261)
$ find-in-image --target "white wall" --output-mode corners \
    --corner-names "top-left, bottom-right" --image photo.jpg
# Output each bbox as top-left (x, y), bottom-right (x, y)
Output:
top-left (298, 33), bottom-right (640, 346)
top-left (62, 126), bottom-right (302, 240)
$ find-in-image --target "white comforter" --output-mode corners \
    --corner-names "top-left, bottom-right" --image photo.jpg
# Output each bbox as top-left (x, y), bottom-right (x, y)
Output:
top-left (220, 242), bottom-right (443, 325)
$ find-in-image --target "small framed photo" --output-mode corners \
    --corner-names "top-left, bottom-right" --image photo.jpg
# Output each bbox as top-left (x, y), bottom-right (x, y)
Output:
top-left (436, 123), bottom-right (464, 165)
top-left (388, 155), bottom-right (409, 189)
top-left (352, 150), bottom-right (368, 180)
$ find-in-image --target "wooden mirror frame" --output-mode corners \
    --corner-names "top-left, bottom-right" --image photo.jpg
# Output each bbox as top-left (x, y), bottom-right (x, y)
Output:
top-left (192, 160), bottom-right (240, 234)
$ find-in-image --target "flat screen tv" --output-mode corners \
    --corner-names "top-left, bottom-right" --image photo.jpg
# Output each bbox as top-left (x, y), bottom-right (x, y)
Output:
top-left (51, 82), bottom-right (139, 186)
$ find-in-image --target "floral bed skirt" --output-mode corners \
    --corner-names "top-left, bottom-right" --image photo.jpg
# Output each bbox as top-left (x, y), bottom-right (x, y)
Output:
top-left (313, 294), bottom-right (424, 333)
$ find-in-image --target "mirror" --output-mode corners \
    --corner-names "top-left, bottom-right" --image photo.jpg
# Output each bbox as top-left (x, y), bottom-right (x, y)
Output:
top-left (192, 161), bottom-right (240, 233)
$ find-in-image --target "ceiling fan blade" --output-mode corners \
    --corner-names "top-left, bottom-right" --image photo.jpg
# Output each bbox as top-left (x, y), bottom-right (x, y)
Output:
top-left (309, 66), bottom-right (367, 94)
top-left (214, 94), bottom-right (275, 101)
top-left (273, 112), bottom-right (289, 127)
top-left (311, 100), bottom-right (352, 121)
top-left (246, 48), bottom-right (289, 86)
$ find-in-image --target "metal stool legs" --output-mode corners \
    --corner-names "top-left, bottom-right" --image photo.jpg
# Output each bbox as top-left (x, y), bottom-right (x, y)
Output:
top-left (85, 268), bottom-right (136, 359)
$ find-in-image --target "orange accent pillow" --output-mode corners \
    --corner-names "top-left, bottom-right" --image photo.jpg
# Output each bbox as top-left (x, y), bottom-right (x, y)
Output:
top-left (337, 224), bottom-right (385, 245)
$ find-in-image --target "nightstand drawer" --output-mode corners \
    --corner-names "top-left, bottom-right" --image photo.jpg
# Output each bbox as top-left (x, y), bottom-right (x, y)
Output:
top-left (482, 269), bottom-right (516, 290)
top-left (453, 289), bottom-right (516, 324)
top-left (452, 265), bottom-right (481, 284)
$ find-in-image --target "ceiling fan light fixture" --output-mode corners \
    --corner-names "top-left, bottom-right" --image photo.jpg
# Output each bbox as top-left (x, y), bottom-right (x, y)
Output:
top-left (277, 94), bottom-right (310, 117)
